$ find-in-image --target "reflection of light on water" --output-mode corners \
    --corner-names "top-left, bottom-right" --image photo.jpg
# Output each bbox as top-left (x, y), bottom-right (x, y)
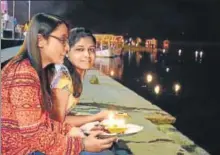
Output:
top-left (178, 49), bottom-right (182, 56)
top-left (110, 70), bottom-right (114, 76)
top-left (173, 83), bottom-right (181, 93)
top-left (195, 51), bottom-right (199, 62)
top-left (146, 74), bottom-right (153, 83)
top-left (94, 57), bottom-right (124, 80)
top-left (154, 85), bottom-right (160, 94)
top-left (195, 50), bottom-right (204, 62)
top-left (166, 67), bottom-right (170, 72)
top-left (195, 51), bottom-right (198, 57)
top-left (128, 51), bottom-right (132, 65)
top-left (136, 52), bottom-right (141, 67)
top-left (150, 53), bottom-right (157, 63)
top-left (199, 58), bottom-right (203, 63)
top-left (200, 51), bottom-right (203, 58)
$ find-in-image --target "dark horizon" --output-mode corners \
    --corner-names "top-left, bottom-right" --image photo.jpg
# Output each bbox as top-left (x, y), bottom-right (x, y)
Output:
top-left (7, 0), bottom-right (220, 41)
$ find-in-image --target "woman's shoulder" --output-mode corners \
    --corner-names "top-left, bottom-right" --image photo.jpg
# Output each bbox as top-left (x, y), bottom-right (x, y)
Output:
top-left (1, 58), bottom-right (40, 88)
top-left (51, 64), bottom-right (72, 90)
top-left (2, 58), bottom-right (39, 80)
top-left (55, 64), bottom-right (69, 75)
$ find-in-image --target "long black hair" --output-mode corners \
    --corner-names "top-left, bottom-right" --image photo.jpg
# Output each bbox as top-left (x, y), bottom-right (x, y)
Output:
top-left (10, 13), bottom-right (69, 111)
top-left (64, 27), bottom-right (96, 98)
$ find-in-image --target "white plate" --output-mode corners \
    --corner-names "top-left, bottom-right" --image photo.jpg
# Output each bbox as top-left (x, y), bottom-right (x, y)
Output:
top-left (80, 121), bottom-right (100, 131)
top-left (80, 122), bottom-right (144, 138)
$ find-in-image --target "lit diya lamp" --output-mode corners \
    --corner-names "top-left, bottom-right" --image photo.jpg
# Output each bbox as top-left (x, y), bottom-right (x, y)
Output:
top-left (101, 111), bottom-right (128, 134)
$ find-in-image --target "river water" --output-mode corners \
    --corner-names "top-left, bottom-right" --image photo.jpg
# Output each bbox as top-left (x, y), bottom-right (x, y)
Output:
top-left (94, 43), bottom-right (220, 155)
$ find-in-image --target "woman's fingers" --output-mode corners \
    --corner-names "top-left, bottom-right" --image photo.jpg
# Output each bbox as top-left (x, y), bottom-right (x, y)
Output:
top-left (91, 126), bottom-right (104, 131)
top-left (90, 130), bottom-right (105, 136)
top-left (100, 143), bottom-right (114, 150)
top-left (100, 137), bottom-right (117, 145)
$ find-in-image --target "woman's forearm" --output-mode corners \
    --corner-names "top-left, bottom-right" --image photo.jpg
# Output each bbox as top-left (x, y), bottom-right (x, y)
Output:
top-left (64, 115), bottom-right (100, 127)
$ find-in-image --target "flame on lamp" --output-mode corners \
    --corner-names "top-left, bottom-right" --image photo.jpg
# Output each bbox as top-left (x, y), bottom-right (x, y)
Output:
top-left (173, 83), bottom-right (181, 93)
top-left (146, 74), bottom-right (153, 83)
top-left (110, 70), bottom-right (114, 76)
top-left (106, 111), bottom-right (126, 127)
top-left (154, 85), bottom-right (160, 94)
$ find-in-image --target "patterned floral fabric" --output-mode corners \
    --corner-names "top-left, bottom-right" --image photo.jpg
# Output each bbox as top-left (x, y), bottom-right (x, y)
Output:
top-left (1, 58), bottom-right (82, 155)
top-left (51, 64), bottom-right (78, 114)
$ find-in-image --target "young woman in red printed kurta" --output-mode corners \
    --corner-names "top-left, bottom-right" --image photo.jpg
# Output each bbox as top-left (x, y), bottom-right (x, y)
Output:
top-left (1, 13), bottom-right (113, 155)
top-left (1, 13), bottom-right (82, 155)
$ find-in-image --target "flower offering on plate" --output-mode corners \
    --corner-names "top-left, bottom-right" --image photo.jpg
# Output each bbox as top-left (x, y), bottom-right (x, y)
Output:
top-left (81, 111), bottom-right (143, 138)
top-left (101, 112), bottom-right (127, 134)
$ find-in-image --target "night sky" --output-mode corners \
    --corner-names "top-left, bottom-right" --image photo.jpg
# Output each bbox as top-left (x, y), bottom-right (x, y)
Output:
top-left (7, 0), bottom-right (220, 41)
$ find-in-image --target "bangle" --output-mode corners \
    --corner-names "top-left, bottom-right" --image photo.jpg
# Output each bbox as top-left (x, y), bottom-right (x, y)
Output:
top-left (81, 137), bottom-right (86, 151)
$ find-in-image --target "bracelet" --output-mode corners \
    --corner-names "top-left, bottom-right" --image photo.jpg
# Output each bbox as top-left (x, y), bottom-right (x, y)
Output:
top-left (81, 137), bottom-right (86, 151)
